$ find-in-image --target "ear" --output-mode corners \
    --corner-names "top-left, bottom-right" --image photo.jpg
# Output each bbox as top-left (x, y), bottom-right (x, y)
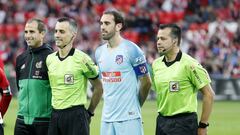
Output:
top-left (116, 23), bottom-right (122, 31)
top-left (40, 31), bottom-right (46, 37)
top-left (71, 31), bottom-right (77, 38)
top-left (173, 39), bottom-right (177, 44)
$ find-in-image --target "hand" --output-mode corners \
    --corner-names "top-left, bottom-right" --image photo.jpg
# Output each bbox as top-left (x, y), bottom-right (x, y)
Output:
top-left (86, 110), bottom-right (94, 124)
top-left (198, 128), bottom-right (207, 135)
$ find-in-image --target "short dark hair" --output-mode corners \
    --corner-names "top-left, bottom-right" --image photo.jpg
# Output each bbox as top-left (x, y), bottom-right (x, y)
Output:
top-left (103, 9), bottom-right (125, 30)
top-left (57, 17), bottom-right (78, 33)
top-left (27, 18), bottom-right (47, 33)
top-left (159, 24), bottom-right (181, 46)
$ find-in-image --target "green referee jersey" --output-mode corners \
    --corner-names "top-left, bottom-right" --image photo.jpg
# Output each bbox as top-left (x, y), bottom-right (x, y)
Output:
top-left (46, 48), bottom-right (98, 109)
top-left (152, 52), bottom-right (211, 116)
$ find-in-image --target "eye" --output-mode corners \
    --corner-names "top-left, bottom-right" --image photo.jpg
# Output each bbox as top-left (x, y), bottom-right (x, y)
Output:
top-left (59, 30), bottom-right (65, 34)
top-left (29, 30), bottom-right (35, 34)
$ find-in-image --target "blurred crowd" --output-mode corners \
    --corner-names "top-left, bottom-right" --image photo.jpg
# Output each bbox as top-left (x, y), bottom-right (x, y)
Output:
top-left (0, 0), bottom-right (240, 79)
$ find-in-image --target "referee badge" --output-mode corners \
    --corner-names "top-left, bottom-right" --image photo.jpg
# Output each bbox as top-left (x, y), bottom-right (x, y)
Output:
top-left (169, 81), bottom-right (179, 92)
top-left (64, 74), bottom-right (74, 85)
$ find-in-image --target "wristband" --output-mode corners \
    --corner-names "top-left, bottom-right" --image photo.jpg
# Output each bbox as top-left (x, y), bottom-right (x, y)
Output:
top-left (87, 110), bottom-right (94, 117)
top-left (198, 122), bottom-right (209, 128)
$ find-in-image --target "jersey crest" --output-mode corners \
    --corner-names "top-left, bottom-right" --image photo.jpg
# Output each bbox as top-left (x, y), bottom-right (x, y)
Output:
top-left (36, 61), bottom-right (43, 69)
top-left (115, 55), bottom-right (123, 64)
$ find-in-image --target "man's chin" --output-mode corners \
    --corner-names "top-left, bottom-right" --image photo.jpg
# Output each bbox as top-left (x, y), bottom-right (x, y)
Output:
top-left (158, 51), bottom-right (166, 56)
top-left (102, 37), bottom-right (109, 40)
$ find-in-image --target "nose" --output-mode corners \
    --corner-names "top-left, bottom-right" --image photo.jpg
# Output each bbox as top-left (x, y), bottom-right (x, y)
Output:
top-left (54, 31), bottom-right (60, 38)
top-left (24, 33), bottom-right (31, 39)
top-left (100, 24), bottom-right (105, 31)
top-left (157, 40), bottom-right (161, 46)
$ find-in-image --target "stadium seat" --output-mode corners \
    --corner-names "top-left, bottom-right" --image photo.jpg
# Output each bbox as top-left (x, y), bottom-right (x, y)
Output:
top-left (0, 24), bottom-right (5, 36)
top-left (5, 24), bottom-right (16, 39)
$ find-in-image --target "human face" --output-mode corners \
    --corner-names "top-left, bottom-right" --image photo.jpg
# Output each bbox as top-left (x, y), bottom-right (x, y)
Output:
top-left (156, 28), bottom-right (175, 55)
top-left (54, 21), bottom-right (74, 48)
top-left (100, 14), bottom-right (117, 40)
top-left (24, 21), bottom-right (44, 48)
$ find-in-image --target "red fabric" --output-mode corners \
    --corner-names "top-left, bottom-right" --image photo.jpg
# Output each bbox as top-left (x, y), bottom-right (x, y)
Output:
top-left (0, 68), bottom-right (12, 117)
top-left (0, 54), bottom-right (4, 70)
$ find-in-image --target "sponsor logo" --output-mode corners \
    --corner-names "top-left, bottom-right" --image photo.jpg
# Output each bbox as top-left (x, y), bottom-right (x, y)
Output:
top-left (135, 56), bottom-right (145, 64)
top-left (102, 78), bottom-right (121, 82)
top-left (33, 70), bottom-right (42, 79)
top-left (102, 71), bottom-right (122, 82)
top-left (64, 74), bottom-right (74, 85)
top-left (102, 72), bottom-right (121, 77)
top-left (115, 55), bottom-right (123, 64)
top-left (35, 70), bottom-right (40, 76)
top-left (128, 111), bottom-right (136, 115)
top-left (169, 81), bottom-right (180, 92)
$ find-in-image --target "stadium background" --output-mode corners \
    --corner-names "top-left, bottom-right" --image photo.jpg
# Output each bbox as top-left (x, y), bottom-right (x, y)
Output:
top-left (0, 0), bottom-right (240, 134)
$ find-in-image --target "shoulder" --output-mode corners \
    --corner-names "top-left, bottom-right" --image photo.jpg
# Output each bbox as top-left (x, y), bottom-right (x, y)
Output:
top-left (152, 56), bottom-right (164, 68)
top-left (124, 40), bottom-right (141, 51)
top-left (181, 53), bottom-right (203, 70)
top-left (122, 39), bottom-right (143, 56)
top-left (46, 52), bottom-right (57, 61)
top-left (74, 49), bottom-right (93, 62)
top-left (182, 53), bottom-right (199, 65)
top-left (74, 49), bottom-right (88, 57)
top-left (43, 44), bottom-right (54, 53)
top-left (16, 51), bottom-right (27, 62)
top-left (95, 43), bottom-right (107, 56)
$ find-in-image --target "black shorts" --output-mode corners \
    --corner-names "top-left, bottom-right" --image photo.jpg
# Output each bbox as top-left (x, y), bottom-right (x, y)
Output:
top-left (48, 105), bottom-right (89, 135)
top-left (0, 124), bottom-right (3, 135)
top-left (14, 116), bottom-right (50, 135)
top-left (156, 112), bottom-right (198, 135)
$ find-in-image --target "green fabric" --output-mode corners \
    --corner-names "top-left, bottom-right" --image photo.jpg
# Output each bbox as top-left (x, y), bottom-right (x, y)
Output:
top-left (152, 53), bottom-right (211, 116)
top-left (46, 49), bottom-right (98, 109)
top-left (18, 79), bottom-right (52, 124)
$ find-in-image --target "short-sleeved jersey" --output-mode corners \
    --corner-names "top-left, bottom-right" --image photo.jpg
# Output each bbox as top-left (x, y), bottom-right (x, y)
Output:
top-left (95, 39), bottom-right (148, 122)
top-left (46, 48), bottom-right (98, 109)
top-left (152, 52), bottom-right (211, 116)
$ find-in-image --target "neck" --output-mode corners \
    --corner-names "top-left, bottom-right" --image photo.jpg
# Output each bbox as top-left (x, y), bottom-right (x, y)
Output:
top-left (59, 44), bottom-right (72, 58)
top-left (30, 41), bottom-right (43, 49)
top-left (108, 34), bottom-right (122, 48)
top-left (165, 47), bottom-right (180, 62)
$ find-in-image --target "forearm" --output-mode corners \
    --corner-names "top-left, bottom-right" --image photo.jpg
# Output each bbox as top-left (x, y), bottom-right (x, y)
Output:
top-left (88, 87), bottom-right (103, 113)
top-left (200, 89), bottom-right (214, 123)
top-left (139, 75), bottom-right (151, 107)
top-left (0, 87), bottom-right (12, 117)
top-left (87, 79), bottom-right (103, 113)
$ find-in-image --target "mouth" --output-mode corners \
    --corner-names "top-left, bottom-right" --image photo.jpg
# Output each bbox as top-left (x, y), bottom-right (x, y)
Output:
top-left (101, 31), bottom-right (107, 34)
top-left (26, 40), bottom-right (33, 44)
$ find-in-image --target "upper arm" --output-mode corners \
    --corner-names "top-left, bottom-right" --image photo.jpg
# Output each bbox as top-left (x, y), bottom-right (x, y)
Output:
top-left (200, 84), bottom-right (215, 97)
top-left (129, 45), bottom-right (149, 77)
top-left (89, 78), bottom-right (102, 89)
top-left (82, 54), bottom-right (99, 79)
top-left (187, 62), bottom-right (211, 90)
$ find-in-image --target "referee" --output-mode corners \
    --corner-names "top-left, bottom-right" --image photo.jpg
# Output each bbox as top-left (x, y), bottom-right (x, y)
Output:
top-left (152, 24), bottom-right (215, 135)
top-left (46, 17), bottom-right (103, 135)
